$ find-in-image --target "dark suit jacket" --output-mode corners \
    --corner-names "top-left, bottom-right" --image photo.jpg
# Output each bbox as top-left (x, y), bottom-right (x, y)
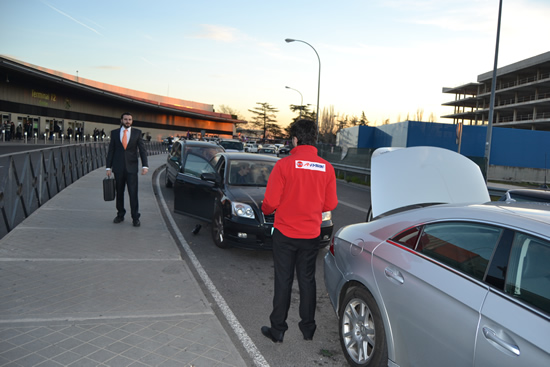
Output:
top-left (106, 127), bottom-right (148, 174)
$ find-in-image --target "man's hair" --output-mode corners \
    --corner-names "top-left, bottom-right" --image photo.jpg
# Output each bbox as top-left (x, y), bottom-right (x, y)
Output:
top-left (289, 119), bottom-right (317, 146)
top-left (120, 112), bottom-right (132, 119)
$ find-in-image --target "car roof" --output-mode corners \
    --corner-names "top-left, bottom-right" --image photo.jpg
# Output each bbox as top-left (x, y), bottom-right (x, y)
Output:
top-left (178, 140), bottom-right (222, 148)
top-left (371, 146), bottom-right (490, 218)
top-left (342, 201), bottom-right (550, 245)
top-left (217, 152), bottom-right (279, 162)
top-left (220, 139), bottom-right (242, 143)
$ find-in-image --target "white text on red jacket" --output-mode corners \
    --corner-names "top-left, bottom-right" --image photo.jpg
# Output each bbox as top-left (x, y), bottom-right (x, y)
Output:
top-left (295, 160), bottom-right (326, 172)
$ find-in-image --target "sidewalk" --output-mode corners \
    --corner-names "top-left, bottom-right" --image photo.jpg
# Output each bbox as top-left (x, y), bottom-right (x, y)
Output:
top-left (0, 155), bottom-right (248, 367)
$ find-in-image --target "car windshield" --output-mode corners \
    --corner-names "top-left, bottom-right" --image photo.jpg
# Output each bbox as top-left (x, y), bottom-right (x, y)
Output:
top-left (220, 141), bottom-right (243, 151)
top-left (184, 145), bottom-right (224, 161)
top-left (229, 160), bottom-right (276, 186)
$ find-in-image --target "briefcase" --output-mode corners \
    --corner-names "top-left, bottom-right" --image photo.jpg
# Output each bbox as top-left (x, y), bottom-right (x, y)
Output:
top-left (103, 177), bottom-right (116, 201)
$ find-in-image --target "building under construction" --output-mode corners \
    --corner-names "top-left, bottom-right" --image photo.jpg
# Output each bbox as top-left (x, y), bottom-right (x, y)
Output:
top-left (442, 51), bottom-right (550, 130)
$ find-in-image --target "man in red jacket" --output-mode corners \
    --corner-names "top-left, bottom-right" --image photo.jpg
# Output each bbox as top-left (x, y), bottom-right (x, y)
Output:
top-left (261, 119), bottom-right (338, 343)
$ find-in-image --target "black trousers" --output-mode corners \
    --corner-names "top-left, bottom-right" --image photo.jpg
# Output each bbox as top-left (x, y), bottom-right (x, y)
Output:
top-left (270, 228), bottom-right (320, 338)
top-left (114, 170), bottom-right (139, 220)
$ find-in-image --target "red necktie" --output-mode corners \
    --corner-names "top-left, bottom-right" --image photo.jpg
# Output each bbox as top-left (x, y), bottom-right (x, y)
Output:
top-left (122, 129), bottom-right (128, 149)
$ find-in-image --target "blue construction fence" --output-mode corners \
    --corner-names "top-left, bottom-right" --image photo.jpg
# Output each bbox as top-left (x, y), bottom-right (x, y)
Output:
top-left (352, 121), bottom-right (550, 170)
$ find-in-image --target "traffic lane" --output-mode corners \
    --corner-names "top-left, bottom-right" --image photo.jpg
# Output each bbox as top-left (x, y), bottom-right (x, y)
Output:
top-left (158, 172), bottom-right (368, 366)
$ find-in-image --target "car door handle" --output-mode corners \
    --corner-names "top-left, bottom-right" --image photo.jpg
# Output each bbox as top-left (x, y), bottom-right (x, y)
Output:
top-left (482, 327), bottom-right (520, 356)
top-left (384, 267), bottom-right (404, 284)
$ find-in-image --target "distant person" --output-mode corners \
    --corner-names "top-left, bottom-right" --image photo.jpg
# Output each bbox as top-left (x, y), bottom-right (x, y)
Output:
top-left (260, 119), bottom-right (338, 343)
top-left (5, 121), bottom-right (11, 141)
top-left (16, 123), bottom-right (22, 140)
top-left (106, 112), bottom-right (149, 227)
top-left (234, 162), bottom-right (251, 184)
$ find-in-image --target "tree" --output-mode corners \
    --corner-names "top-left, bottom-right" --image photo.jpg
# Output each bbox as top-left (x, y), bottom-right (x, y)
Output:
top-left (289, 104), bottom-right (315, 123)
top-left (319, 105), bottom-right (336, 143)
top-left (359, 111), bottom-right (369, 126)
top-left (248, 102), bottom-right (279, 142)
top-left (218, 104), bottom-right (242, 120)
top-left (415, 108), bottom-right (424, 121)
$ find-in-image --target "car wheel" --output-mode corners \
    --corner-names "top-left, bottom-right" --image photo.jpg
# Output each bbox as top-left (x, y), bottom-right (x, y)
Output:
top-left (211, 207), bottom-right (230, 249)
top-left (339, 287), bottom-right (388, 367)
top-left (164, 168), bottom-right (173, 188)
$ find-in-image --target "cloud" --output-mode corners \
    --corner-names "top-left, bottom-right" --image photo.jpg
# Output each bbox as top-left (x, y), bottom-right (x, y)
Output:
top-left (193, 24), bottom-right (242, 42)
top-left (41, 1), bottom-right (102, 35)
top-left (93, 65), bottom-right (123, 70)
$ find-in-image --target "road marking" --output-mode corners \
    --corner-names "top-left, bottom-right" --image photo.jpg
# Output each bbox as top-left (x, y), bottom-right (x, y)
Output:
top-left (338, 199), bottom-right (369, 213)
top-left (156, 169), bottom-right (269, 367)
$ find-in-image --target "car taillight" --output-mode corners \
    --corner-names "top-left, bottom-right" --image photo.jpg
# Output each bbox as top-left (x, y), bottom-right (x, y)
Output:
top-left (329, 236), bottom-right (335, 256)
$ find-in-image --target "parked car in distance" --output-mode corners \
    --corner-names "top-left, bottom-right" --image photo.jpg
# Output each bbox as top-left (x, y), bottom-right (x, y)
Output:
top-left (325, 146), bottom-right (550, 367)
top-left (173, 152), bottom-right (333, 249)
top-left (164, 140), bottom-right (225, 188)
top-left (278, 145), bottom-right (291, 155)
top-left (258, 146), bottom-right (278, 156)
top-left (219, 139), bottom-right (245, 152)
top-left (245, 142), bottom-right (259, 153)
top-left (498, 188), bottom-right (550, 203)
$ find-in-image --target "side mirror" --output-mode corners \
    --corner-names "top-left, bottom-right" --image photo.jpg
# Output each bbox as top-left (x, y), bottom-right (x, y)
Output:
top-left (201, 172), bottom-right (221, 185)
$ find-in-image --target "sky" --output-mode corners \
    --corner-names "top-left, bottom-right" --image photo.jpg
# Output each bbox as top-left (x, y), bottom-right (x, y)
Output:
top-left (2, 0), bottom-right (550, 128)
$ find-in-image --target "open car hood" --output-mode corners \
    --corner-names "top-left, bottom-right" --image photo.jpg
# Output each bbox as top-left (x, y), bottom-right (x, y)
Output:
top-left (371, 146), bottom-right (490, 218)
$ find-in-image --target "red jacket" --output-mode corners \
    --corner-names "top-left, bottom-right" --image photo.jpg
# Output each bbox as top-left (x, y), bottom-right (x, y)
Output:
top-left (262, 145), bottom-right (338, 239)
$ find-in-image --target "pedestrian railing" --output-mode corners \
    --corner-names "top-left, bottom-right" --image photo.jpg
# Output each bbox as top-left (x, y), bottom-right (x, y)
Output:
top-left (0, 141), bottom-right (165, 240)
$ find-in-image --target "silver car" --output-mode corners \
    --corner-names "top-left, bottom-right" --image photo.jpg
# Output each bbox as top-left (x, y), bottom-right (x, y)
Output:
top-left (324, 146), bottom-right (550, 367)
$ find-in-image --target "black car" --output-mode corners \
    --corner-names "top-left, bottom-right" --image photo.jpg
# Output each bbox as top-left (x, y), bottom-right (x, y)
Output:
top-left (278, 146), bottom-right (291, 155)
top-left (173, 152), bottom-right (334, 249)
top-left (165, 140), bottom-right (225, 188)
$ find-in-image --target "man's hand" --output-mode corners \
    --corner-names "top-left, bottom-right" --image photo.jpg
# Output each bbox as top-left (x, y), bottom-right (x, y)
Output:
top-left (106, 170), bottom-right (112, 178)
top-left (142, 167), bottom-right (149, 175)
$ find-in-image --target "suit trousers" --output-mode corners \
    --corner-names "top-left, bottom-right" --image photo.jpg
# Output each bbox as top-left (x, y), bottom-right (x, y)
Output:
top-left (269, 228), bottom-right (320, 339)
top-left (114, 170), bottom-right (140, 220)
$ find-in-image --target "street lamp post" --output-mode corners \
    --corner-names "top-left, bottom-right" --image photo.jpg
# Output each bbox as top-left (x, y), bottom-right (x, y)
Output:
top-left (285, 38), bottom-right (321, 143)
top-left (484, 0), bottom-right (503, 182)
top-left (285, 86), bottom-right (304, 116)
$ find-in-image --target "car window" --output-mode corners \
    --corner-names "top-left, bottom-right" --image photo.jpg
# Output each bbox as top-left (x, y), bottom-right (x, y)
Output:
top-left (229, 160), bottom-right (275, 186)
top-left (220, 141), bottom-right (243, 151)
top-left (171, 141), bottom-right (181, 158)
top-left (417, 222), bottom-right (502, 280)
top-left (391, 226), bottom-right (421, 249)
top-left (505, 233), bottom-right (550, 313)
top-left (182, 153), bottom-right (215, 178)
top-left (184, 146), bottom-right (223, 161)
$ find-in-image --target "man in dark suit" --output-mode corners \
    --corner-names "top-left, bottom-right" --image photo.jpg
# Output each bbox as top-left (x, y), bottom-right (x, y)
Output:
top-left (106, 112), bottom-right (149, 227)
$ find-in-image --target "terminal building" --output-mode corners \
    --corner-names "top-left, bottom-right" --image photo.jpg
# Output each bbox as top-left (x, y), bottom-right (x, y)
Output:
top-left (442, 51), bottom-right (550, 131)
top-left (0, 55), bottom-right (244, 142)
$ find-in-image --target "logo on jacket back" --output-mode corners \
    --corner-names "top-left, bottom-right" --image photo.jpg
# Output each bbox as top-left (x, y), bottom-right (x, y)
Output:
top-left (295, 160), bottom-right (326, 172)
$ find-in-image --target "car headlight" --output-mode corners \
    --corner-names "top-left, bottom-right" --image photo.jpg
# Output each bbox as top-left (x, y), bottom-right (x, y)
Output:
top-left (232, 202), bottom-right (255, 219)
top-left (322, 211), bottom-right (332, 221)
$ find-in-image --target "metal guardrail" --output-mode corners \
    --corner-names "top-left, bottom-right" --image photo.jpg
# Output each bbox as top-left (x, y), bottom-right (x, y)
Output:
top-left (331, 162), bottom-right (508, 199)
top-left (331, 162), bottom-right (370, 183)
top-left (0, 141), bottom-right (165, 240)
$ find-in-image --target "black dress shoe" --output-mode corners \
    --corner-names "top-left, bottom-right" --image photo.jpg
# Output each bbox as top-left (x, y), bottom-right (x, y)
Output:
top-left (133, 219), bottom-right (140, 227)
top-left (113, 216), bottom-right (124, 223)
top-left (261, 326), bottom-right (283, 343)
